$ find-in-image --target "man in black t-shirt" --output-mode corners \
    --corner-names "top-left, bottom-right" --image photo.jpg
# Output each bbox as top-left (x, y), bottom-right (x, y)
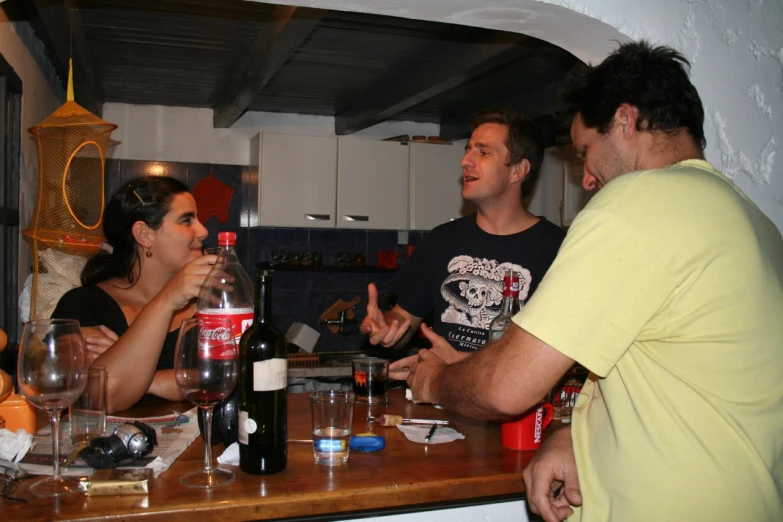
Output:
top-left (361, 109), bottom-right (565, 356)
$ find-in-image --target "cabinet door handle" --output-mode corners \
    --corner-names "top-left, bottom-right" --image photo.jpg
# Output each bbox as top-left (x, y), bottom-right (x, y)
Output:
top-left (305, 214), bottom-right (331, 221)
top-left (343, 215), bottom-right (369, 222)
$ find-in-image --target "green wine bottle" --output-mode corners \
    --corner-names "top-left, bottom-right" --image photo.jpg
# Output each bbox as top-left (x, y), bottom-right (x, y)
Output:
top-left (238, 272), bottom-right (287, 474)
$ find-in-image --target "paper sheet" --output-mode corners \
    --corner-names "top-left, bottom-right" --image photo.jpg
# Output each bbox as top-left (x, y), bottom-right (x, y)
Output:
top-left (397, 424), bottom-right (465, 444)
top-left (19, 408), bottom-right (199, 478)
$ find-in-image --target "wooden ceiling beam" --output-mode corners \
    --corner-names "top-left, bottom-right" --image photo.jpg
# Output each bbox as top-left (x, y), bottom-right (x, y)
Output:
top-left (66, 0), bottom-right (103, 115)
top-left (213, 6), bottom-right (326, 129)
top-left (334, 33), bottom-right (533, 136)
top-left (439, 80), bottom-right (563, 141)
top-left (31, 0), bottom-right (103, 116)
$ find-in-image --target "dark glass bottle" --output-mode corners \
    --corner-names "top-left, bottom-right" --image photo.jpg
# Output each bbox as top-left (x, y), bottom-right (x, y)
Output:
top-left (238, 272), bottom-right (287, 474)
top-left (198, 387), bottom-right (238, 446)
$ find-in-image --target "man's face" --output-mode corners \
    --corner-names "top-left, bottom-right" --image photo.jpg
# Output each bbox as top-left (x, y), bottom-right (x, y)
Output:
top-left (460, 123), bottom-right (523, 204)
top-left (570, 113), bottom-right (631, 191)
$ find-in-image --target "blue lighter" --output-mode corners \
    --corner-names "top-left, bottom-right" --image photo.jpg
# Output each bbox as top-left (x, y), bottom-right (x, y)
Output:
top-left (349, 433), bottom-right (386, 452)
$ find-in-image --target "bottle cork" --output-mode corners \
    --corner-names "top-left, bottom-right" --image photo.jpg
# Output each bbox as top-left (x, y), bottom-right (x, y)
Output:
top-left (379, 414), bottom-right (403, 426)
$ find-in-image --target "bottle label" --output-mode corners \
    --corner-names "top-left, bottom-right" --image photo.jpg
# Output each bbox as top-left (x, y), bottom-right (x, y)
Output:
top-left (197, 308), bottom-right (254, 341)
top-left (238, 410), bottom-right (249, 445)
top-left (253, 358), bottom-right (287, 391)
top-left (196, 322), bottom-right (236, 360)
top-left (502, 277), bottom-right (520, 297)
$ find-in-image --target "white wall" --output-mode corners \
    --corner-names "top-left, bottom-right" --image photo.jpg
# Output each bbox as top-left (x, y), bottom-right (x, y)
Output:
top-left (103, 103), bottom-right (440, 165)
top-left (350, 500), bottom-right (528, 522)
top-left (529, 146), bottom-right (571, 227)
top-left (0, 14), bottom-right (63, 303)
top-left (256, 0), bottom-right (783, 234)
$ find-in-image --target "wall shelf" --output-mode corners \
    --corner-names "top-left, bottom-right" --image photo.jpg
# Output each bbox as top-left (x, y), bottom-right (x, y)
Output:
top-left (256, 263), bottom-right (398, 274)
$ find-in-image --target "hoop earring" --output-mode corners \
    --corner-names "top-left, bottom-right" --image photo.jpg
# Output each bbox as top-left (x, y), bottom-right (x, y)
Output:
top-left (145, 251), bottom-right (153, 258)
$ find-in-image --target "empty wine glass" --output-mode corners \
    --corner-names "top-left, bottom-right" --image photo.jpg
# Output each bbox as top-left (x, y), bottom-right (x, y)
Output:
top-left (17, 319), bottom-right (87, 497)
top-left (174, 316), bottom-right (239, 488)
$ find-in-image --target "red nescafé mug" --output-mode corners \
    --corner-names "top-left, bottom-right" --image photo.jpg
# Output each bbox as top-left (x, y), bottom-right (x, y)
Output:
top-left (501, 402), bottom-right (554, 451)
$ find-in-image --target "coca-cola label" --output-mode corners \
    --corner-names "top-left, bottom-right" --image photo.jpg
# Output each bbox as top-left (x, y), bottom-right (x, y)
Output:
top-left (196, 324), bottom-right (236, 360)
top-left (197, 308), bottom-right (253, 339)
top-left (196, 309), bottom-right (253, 360)
top-left (199, 325), bottom-right (232, 341)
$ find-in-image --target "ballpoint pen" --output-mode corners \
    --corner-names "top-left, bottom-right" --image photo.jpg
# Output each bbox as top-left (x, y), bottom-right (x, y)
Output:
top-left (424, 424), bottom-right (438, 443)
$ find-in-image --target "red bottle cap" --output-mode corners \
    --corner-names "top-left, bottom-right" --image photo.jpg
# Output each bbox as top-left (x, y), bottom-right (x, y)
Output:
top-left (217, 231), bottom-right (236, 247)
top-left (503, 273), bottom-right (520, 297)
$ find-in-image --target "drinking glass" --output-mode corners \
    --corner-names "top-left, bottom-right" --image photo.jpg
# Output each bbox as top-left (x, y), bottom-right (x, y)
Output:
top-left (17, 319), bottom-right (87, 497)
top-left (352, 358), bottom-right (389, 404)
top-left (174, 316), bottom-right (239, 488)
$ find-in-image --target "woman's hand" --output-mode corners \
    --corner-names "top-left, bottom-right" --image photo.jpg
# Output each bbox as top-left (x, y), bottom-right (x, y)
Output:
top-left (160, 254), bottom-right (217, 311)
top-left (82, 325), bottom-right (119, 363)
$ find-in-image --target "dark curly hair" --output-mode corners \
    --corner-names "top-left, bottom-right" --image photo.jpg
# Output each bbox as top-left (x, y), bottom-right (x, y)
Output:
top-left (470, 108), bottom-right (545, 199)
top-left (81, 176), bottom-right (190, 286)
top-left (559, 41), bottom-right (706, 150)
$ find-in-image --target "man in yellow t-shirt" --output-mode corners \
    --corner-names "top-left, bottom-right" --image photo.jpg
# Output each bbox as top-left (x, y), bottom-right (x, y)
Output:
top-left (394, 41), bottom-right (783, 521)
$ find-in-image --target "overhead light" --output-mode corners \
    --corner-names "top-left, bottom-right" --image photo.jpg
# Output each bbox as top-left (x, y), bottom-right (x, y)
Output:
top-left (147, 163), bottom-right (165, 176)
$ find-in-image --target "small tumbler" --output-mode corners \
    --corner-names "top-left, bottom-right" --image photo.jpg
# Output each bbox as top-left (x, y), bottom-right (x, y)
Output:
top-left (310, 390), bottom-right (355, 466)
top-left (69, 365), bottom-right (107, 445)
top-left (352, 358), bottom-right (389, 404)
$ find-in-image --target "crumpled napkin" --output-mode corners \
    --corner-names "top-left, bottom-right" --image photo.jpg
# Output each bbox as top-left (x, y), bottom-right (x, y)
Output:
top-left (405, 388), bottom-right (427, 404)
top-left (145, 456), bottom-right (167, 477)
top-left (397, 425), bottom-right (465, 444)
top-left (217, 442), bottom-right (240, 465)
top-left (0, 428), bottom-right (33, 463)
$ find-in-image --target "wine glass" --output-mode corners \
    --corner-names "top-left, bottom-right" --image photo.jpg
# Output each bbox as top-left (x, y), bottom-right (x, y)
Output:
top-left (174, 316), bottom-right (239, 488)
top-left (17, 319), bottom-right (87, 497)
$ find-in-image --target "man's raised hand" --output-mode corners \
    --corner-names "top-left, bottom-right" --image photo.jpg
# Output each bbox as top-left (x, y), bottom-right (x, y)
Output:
top-left (359, 283), bottom-right (410, 347)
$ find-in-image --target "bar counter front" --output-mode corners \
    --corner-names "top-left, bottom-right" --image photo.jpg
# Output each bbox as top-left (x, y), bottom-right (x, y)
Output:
top-left (2, 389), bottom-right (533, 521)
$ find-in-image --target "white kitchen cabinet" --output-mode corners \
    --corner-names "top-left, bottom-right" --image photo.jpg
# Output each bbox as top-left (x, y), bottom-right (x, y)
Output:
top-left (409, 141), bottom-right (475, 230)
top-left (336, 138), bottom-right (409, 230)
top-left (252, 133), bottom-right (337, 228)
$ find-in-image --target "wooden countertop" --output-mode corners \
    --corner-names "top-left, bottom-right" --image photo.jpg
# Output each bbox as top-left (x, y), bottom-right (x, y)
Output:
top-left (2, 389), bottom-right (532, 521)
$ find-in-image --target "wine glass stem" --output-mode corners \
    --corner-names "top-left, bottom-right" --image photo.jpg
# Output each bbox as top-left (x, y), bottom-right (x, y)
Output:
top-left (202, 406), bottom-right (214, 473)
top-left (48, 409), bottom-right (62, 479)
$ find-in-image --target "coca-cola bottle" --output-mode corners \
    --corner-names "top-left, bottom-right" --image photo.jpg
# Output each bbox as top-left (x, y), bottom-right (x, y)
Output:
top-left (196, 231), bottom-right (254, 446)
top-left (487, 269), bottom-right (521, 344)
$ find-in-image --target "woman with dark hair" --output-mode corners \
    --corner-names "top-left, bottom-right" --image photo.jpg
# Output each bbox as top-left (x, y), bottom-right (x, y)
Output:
top-left (52, 176), bottom-right (217, 412)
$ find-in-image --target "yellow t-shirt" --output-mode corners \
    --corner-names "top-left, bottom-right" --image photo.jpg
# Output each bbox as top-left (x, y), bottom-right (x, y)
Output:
top-left (514, 160), bottom-right (783, 521)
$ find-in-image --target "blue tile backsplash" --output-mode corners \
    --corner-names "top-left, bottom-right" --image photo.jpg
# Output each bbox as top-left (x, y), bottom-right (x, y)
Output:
top-left (106, 158), bottom-right (424, 353)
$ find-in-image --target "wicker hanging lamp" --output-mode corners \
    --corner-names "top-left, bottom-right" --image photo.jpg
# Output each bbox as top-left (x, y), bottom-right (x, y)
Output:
top-left (22, 60), bottom-right (117, 320)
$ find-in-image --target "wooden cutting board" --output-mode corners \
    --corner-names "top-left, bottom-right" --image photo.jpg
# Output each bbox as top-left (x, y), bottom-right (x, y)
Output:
top-left (320, 296), bottom-right (361, 333)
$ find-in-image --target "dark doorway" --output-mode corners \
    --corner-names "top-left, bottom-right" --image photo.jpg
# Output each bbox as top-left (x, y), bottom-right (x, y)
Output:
top-left (0, 52), bottom-right (22, 362)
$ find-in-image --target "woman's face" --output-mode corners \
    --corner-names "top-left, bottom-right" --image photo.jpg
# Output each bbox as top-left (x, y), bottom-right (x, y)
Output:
top-left (148, 192), bottom-right (208, 273)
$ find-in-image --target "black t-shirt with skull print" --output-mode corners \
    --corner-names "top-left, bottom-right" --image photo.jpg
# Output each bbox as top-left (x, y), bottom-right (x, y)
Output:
top-left (393, 213), bottom-right (565, 352)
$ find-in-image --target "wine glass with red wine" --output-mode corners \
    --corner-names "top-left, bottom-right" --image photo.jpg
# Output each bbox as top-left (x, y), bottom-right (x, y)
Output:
top-left (174, 316), bottom-right (239, 488)
top-left (17, 319), bottom-right (87, 497)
